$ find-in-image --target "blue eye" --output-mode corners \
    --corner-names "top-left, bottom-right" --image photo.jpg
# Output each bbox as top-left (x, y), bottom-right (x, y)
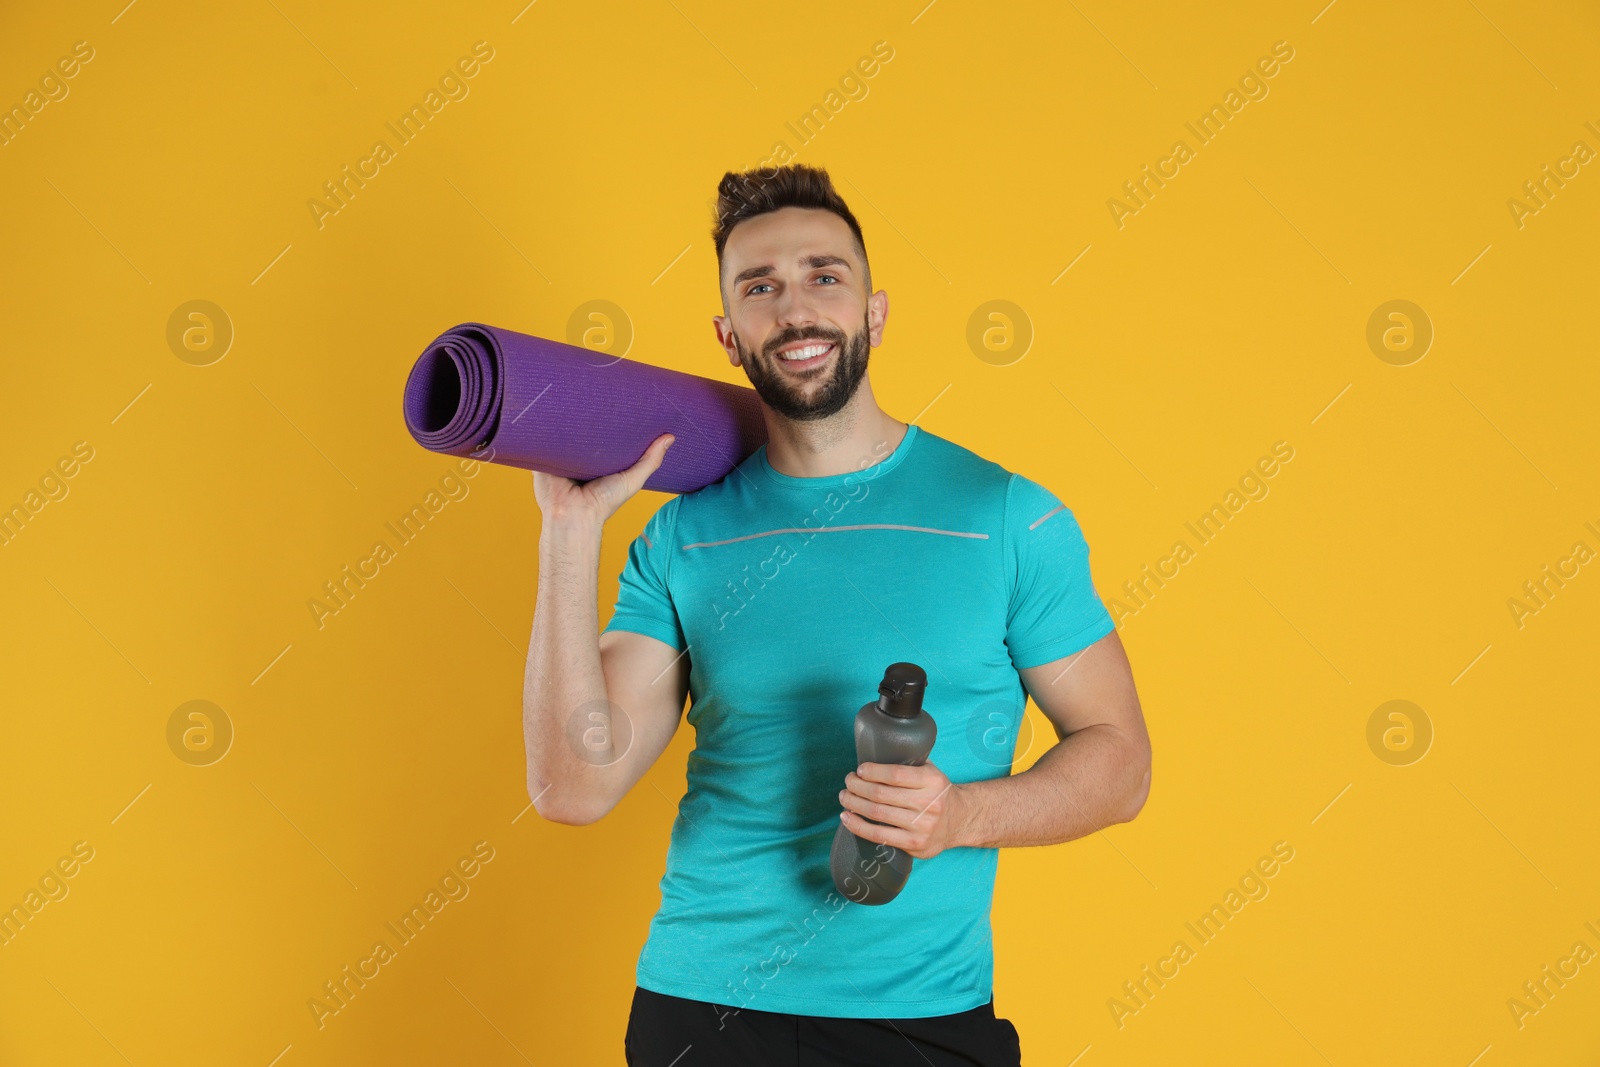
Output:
top-left (746, 273), bottom-right (840, 296)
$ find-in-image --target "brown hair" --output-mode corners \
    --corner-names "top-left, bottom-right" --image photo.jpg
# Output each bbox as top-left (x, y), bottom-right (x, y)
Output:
top-left (711, 163), bottom-right (870, 294)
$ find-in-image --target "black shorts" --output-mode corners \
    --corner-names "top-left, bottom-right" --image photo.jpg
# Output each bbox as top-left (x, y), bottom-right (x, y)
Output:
top-left (623, 985), bottom-right (1022, 1067)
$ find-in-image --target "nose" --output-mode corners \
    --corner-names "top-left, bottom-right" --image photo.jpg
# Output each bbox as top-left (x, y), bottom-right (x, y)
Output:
top-left (772, 281), bottom-right (820, 335)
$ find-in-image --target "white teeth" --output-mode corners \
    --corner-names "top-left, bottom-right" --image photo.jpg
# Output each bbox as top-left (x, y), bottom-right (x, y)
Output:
top-left (781, 343), bottom-right (832, 361)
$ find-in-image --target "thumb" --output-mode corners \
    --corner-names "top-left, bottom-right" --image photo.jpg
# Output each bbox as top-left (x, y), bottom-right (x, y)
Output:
top-left (616, 433), bottom-right (675, 496)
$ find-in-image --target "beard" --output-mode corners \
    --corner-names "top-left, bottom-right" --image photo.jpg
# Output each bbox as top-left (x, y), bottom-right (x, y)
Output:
top-left (734, 312), bottom-right (871, 422)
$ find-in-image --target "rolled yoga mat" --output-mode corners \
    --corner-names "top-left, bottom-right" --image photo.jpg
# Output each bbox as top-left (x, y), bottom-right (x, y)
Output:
top-left (402, 322), bottom-right (769, 495)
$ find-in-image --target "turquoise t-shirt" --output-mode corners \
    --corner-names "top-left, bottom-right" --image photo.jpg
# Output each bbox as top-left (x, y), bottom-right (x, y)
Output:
top-left (601, 422), bottom-right (1115, 1019)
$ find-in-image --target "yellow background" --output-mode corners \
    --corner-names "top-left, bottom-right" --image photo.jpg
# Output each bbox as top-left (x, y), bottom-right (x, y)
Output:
top-left (3, 0), bottom-right (1597, 1063)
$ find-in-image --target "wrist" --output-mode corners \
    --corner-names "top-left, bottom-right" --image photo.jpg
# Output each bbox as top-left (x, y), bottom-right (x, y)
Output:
top-left (540, 514), bottom-right (604, 550)
top-left (949, 781), bottom-right (983, 849)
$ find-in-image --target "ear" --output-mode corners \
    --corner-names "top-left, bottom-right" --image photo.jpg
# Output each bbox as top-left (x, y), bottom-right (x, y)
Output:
top-left (866, 289), bottom-right (889, 348)
top-left (712, 313), bottom-right (741, 367)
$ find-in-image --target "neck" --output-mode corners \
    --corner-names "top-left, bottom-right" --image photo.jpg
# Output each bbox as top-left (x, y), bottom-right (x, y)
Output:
top-left (761, 382), bottom-right (908, 479)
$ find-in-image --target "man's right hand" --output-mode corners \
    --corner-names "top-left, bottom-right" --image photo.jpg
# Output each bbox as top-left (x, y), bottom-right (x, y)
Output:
top-left (532, 432), bottom-right (676, 527)
top-left (524, 428), bottom-right (690, 827)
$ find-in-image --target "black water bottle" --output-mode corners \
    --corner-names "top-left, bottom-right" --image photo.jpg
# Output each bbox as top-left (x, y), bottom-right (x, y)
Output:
top-left (829, 662), bottom-right (937, 905)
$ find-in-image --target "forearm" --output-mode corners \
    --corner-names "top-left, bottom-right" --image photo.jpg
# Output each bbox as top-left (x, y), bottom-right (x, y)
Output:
top-left (951, 724), bottom-right (1148, 849)
top-left (523, 518), bottom-right (615, 822)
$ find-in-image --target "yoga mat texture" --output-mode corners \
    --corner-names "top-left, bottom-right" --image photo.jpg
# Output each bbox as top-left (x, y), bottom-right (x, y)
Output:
top-left (402, 322), bottom-right (769, 494)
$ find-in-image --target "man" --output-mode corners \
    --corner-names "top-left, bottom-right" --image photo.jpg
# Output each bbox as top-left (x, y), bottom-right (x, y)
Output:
top-left (524, 163), bottom-right (1151, 1066)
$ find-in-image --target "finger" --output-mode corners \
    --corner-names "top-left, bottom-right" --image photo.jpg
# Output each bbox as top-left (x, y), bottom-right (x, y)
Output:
top-left (840, 810), bottom-right (920, 852)
top-left (621, 434), bottom-right (676, 491)
top-left (644, 432), bottom-right (676, 468)
top-left (584, 434), bottom-right (674, 507)
top-left (844, 774), bottom-right (930, 813)
top-left (857, 764), bottom-right (908, 790)
top-left (839, 789), bottom-right (915, 829)
top-left (856, 762), bottom-right (922, 787)
top-left (611, 435), bottom-right (668, 483)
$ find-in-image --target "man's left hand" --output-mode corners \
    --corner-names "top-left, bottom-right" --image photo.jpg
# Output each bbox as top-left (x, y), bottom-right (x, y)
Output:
top-left (839, 761), bottom-right (967, 859)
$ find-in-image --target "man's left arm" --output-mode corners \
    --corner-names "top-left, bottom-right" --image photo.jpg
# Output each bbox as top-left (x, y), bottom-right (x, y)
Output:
top-left (838, 628), bottom-right (1151, 856)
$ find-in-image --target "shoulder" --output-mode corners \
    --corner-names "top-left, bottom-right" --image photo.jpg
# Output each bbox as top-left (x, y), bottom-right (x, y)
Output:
top-left (652, 450), bottom-right (763, 551)
top-left (909, 430), bottom-right (1079, 540)
top-left (631, 490), bottom-right (684, 549)
top-left (669, 449), bottom-right (761, 518)
top-left (920, 432), bottom-right (1085, 541)
top-left (907, 427), bottom-right (1014, 504)
top-left (1004, 471), bottom-right (1071, 529)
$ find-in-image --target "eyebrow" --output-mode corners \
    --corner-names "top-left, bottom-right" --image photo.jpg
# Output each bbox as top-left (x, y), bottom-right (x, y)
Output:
top-left (730, 254), bottom-right (853, 289)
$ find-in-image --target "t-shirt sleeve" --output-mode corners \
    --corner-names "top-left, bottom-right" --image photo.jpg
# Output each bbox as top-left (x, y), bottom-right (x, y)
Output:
top-left (600, 495), bottom-right (686, 652)
top-left (1002, 473), bottom-right (1115, 670)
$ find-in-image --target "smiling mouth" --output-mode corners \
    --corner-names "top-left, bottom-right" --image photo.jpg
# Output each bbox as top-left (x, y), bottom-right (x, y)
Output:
top-left (774, 341), bottom-right (836, 369)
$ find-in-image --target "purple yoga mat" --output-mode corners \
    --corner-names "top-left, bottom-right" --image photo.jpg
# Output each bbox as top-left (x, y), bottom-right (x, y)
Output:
top-left (402, 322), bottom-right (769, 494)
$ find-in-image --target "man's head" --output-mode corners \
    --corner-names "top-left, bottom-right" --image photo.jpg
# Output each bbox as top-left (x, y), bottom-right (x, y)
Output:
top-left (710, 164), bottom-right (888, 423)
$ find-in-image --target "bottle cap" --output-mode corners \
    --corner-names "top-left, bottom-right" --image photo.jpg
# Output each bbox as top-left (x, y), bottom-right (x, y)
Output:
top-left (876, 662), bottom-right (927, 718)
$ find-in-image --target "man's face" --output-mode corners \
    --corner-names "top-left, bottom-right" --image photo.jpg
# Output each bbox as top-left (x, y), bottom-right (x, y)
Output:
top-left (714, 206), bottom-right (887, 423)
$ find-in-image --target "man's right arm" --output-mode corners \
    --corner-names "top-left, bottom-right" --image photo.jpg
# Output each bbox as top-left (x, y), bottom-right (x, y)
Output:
top-left (522, 434), bottom-right (688, 826)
